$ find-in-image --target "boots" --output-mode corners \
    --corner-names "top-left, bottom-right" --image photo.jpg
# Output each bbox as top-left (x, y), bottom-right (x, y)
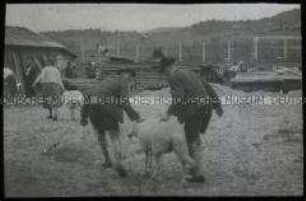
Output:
top-left (97, 131), bottom-right (112, 169)
top-left (47, 107), bottom-right (53, 119)
top-left (185, 141), bottom-right (205, 183)
top-left (52, 107), bottom-right (58, 121)
top-left (109, 131), bottom-right (128, 178)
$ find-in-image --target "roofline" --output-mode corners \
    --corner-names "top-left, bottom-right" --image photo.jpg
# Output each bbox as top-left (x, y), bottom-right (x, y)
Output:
top-left (5, 44), bottom-right (77, 58)
top-left (5, 25), bottom-right (77, 58)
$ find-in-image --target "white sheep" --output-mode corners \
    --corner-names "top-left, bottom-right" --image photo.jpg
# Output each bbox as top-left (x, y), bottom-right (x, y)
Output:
top-left (128, 116), bottom-right (196, 180)
top-left (62, 90), bottom-right (84, 120)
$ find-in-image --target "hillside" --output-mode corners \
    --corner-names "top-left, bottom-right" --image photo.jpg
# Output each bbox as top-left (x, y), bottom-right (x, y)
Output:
top-left (189, 8), bottom-right (301, 37)
top-left (41, 8), bottom-right (301, 59)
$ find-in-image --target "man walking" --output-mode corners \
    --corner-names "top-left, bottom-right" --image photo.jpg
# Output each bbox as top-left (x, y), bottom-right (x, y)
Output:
top-left (153, 55), bottom-right (223, 183)
top-left (80, 68), bottom-right (144, 177)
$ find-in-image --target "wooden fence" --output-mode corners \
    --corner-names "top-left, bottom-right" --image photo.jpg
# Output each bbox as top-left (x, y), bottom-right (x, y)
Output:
top-left (77, 36), bottom-right (301, 68)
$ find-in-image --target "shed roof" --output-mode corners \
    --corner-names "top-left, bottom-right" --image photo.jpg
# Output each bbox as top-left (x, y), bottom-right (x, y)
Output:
top-left (5, 26), bottom-right (76, 57)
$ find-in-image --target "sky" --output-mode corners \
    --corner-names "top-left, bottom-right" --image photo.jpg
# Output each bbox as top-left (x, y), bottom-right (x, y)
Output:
top-left (5, 3), bottom-right (300, 32)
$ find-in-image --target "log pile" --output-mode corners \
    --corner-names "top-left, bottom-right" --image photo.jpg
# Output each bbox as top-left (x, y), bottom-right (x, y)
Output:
top-left (66, 58), bottom-right (224, 94)
top-left (95, 59), bottom-right (169, 92)
top-left (63, 78), bottom-right (100, 92)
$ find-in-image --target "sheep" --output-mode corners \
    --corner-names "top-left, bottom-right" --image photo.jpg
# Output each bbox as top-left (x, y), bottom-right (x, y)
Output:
top-left (127, 116), bottom-right (196, 181)
top-left (62, 90), bottom-right (84, 120)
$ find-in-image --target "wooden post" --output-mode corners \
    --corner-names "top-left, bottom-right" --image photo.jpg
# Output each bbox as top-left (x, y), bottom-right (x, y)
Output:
top-left (164, 47), bottom-right (168, 57)
top-left (12, 51), bottom-right (25, 95)
top-left (116, 32), bottom-right (120, 56)
top-left (283, 37), bottom-right (287, 61)
top-left (32, 56), bottom-right (43, 71)
top-left (79, 35), bottom-right (85, 62)
top-left (178, 43), bottom-right (182, 61)
top-left (135, 45), bottom-right (139, 62)
top-left (116, 43), bottom-right (120, 56)
top-left (202, 41), bottom-right (206, 62)
top-left (194, 41), bottom-right (197, 63)
top-left (80, 45), bottom-right (85, 62)
top-left (227, 40), bottom-right (231, 62)
top-left (253, 37), bottom-right (259, 61)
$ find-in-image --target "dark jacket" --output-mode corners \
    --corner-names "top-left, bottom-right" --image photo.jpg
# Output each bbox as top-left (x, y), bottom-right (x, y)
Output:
top-left (83, 76), bottom-right (140, 123)
top-left (166, 67), bottom-right (222, 127)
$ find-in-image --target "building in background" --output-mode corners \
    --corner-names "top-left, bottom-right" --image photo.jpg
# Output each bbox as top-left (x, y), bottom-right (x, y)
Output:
top-left (4, 26), bottom-right (77, 96)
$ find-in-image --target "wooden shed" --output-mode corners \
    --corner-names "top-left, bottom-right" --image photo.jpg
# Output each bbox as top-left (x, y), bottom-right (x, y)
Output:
top-left (4, 26), bottom-right (77, 96)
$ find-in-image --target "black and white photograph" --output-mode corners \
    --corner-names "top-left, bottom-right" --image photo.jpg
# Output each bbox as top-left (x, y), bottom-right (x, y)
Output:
top-left (2, 3), bottom-right (303, 197)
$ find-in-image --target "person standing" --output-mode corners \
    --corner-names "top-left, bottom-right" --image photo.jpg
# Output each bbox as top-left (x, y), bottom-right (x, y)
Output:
top-left (80, 68), bottom-right (144, 177)
top-left (64, 61), bottom-right (73, 78)
top-left (153, 55), bottom-right (223, 183)
top-left (152, 45), bottom-right (164, 58)
top-left (4, 66), bottom-right (19, 102)
top-left (24, 57), bottom-right (41, 96)
top-left (32, 55), bottom-right (65, 121)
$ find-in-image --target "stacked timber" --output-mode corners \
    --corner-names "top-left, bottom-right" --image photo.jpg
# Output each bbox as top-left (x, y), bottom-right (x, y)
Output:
top-left (134, 69), bottom-right (168, 91)
top-left (63, 78), bottom-right (100, 92)
top-left (96, 58), bottom-right (168, 91)
top-left (230, 72), bottom-right (302, 93)
top-left (95, 58), bottom-right (221, 92)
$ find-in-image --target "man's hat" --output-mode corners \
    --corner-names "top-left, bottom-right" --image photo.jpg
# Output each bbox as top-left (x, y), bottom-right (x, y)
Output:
top-left (117, 68), bottom-right (136, 77)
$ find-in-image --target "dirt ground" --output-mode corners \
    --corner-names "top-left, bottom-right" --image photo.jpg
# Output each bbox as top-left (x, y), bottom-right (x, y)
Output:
top-left (4, 84), bottom-right (303, 197)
